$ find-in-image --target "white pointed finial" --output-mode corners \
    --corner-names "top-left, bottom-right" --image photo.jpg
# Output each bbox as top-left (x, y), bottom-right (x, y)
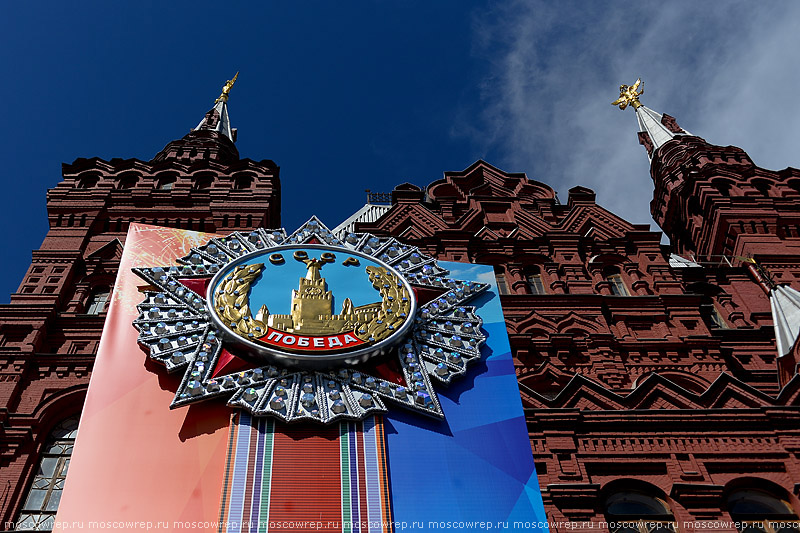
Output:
top-left (613, 79), bottom-right (692, 160)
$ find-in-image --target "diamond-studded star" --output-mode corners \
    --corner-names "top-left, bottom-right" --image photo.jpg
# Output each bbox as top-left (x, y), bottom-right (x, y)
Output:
top-left (133, 217), bottom-right (488, 424)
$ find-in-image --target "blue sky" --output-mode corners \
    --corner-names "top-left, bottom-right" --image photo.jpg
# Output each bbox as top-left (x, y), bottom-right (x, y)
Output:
top-left (2, 1), bottom-right (800, 300)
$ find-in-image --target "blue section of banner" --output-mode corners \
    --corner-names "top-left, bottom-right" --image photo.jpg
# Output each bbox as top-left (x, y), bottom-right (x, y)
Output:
top-left (385, 262), bottom-right (548, 532)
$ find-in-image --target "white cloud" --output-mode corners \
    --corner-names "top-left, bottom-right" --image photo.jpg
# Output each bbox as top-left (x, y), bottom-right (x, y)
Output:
top-left (464, 1), bottom-right (800, 232)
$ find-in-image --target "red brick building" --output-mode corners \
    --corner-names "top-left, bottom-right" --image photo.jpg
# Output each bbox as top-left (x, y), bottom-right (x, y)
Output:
top-left (1, 84), bottom-right (798, 532)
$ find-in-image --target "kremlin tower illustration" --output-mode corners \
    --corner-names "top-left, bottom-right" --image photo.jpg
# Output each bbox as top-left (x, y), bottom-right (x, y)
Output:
top-left (266, 257), bottom-right (380, 335)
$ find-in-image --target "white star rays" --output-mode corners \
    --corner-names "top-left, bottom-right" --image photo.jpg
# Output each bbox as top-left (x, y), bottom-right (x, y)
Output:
top-left (133, 217), bottom-right (488, 424)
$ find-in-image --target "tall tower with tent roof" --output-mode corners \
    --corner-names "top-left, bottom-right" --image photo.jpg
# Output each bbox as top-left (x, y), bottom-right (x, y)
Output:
top-left (0, 76), bottom-right (280, 529)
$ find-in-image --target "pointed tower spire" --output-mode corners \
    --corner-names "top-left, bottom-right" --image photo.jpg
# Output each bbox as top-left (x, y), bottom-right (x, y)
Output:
top-left (612, 79), bottom-right (692, 160)
top-left (194, 72), bottom-right (238, 142)
top-left (151, 73), bottom-right (240, 164)
top-left (741, 257), bottom-right (800, 359)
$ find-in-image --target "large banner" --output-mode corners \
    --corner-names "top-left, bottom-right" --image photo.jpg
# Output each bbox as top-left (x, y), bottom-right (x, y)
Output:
top-left (54, 222), bottom-right (547, 532)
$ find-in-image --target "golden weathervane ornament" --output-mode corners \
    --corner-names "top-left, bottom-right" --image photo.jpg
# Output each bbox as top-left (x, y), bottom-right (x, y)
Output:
top-left (215, 71), bottom-right (239, 103)
top-left (611, 78), bottom-right (643, 110)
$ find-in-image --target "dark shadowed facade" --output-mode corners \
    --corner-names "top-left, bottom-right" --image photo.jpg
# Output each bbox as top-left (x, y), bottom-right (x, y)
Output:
top-left (1, 86), bottom-right (799, 532)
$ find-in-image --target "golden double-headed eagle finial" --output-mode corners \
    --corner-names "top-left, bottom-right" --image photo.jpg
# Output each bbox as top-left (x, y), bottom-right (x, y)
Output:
top-left (215, 72), bottom-right (239, 103)
top-left (611, 78), bottom-right (643, 110)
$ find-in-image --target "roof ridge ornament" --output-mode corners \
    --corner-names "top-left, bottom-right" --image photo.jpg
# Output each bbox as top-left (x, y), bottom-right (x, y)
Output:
top-left (611, 78), bottom-right (644, 110)
top-left (215, 72), bottom-right (239, 103)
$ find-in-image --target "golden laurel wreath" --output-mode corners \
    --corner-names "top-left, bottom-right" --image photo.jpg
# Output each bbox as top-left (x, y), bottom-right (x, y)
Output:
top-left (214, 263), bottom-right (411, 344)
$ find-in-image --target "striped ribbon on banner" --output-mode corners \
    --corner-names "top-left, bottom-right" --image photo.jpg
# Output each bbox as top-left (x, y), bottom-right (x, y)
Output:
top-left (219, 412), bottom-right (392, 533)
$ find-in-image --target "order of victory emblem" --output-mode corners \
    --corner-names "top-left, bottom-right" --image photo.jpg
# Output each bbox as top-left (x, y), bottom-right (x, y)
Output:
top-left (132, 217), bottom-right (489, 424)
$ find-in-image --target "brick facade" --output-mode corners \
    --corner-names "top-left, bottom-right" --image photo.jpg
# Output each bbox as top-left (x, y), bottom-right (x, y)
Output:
top-left (0, 126), bottom-right (280, 529)
top-left (360, 152), bottom-right (800, 529)
top-left (0, 104), bottom-right (798, 531)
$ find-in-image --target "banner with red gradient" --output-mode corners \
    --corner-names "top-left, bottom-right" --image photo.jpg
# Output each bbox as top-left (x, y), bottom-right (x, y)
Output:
top-left (54, 225), bottom-right (231, 532)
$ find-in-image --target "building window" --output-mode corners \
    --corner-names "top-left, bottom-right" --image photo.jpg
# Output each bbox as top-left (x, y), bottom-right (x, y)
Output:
top-left (712, 178), bottom-right (733, 197)
top-left (526, 270), bottom-right (546, 295)
top-left (118, 175), bottom-right (138, 189)
top-left (708, 305), bottom-right (729, 329)
top-left (606, 273), bottom-right (630, 296)
top-left (76, 176), bottom-right (98, 189)
top-left (158, 178), bottom-right (176, 190)
top-left (751, 179), bottom-right (774, 197)
top-left (728, 488), bottom-right (800, 532)
top-left (86, 289), bottom-right (110, 315)
top-left (194, 176), bottom-right (213, 190)
top-left (233, 176), bottom-right (253, 190)
top-left (495, 271), bottom-right (509, 295)
top-left (16, 416), bottom-right (80, 531)
top-left (605, 490), bottom-right (677, 532)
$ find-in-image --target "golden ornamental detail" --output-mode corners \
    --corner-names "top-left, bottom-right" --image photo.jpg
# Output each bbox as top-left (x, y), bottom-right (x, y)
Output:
top-left (215, 72), bottom-right (239, 103)
top-left (215, 263), bottom-right (268, 337)
top-left (611, 78), bottom-right (643, 110)
top-left (213, 261), bottom-right (411, 346)
top-left (354, 266), bottom-right (412, 342)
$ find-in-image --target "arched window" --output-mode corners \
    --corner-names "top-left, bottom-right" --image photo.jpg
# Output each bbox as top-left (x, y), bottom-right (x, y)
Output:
top-left (526, 268), bottom-right (546, 295)
top-left (233, 175), bottom-right (253, 190)
top-left (76, 175), bottom-right (99, 189)
top-left (712, 178), bottom-right (733, 197)
top-left (728, 488), bottom-right (799, 532)
top-left (604, 267), bottom-right (629, 296)
top-left (157, 177), bottom-right (176, 190)
top-left (750, 178), bottom-right (774, 198)
top-left (117, 174), bottom-right (138, 190)
top-left (787, 179), bottom-right (800, 196)
top-left (16, 416), bottom-right (79, 531)
top-left (194, 176), bottom-right (213, 190)
top-left (605, 490), bottom-right (677, 532)
top-left (494, 269), bottom-right (509, 296)
top-left (86, 289), bottom-right (110, 315)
